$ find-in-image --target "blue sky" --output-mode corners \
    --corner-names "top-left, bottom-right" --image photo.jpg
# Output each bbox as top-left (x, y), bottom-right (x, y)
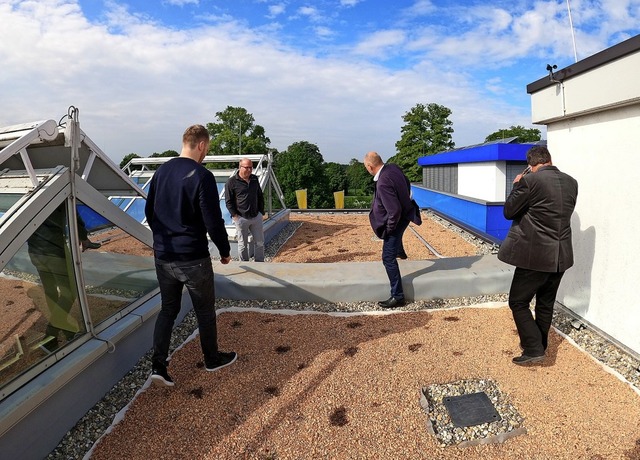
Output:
top-left (1, 0), bottom-right (639, 164)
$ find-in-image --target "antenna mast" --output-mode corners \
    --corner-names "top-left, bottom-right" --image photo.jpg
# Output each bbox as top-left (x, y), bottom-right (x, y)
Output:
top-left (566, 0), bottom-right (578, 62)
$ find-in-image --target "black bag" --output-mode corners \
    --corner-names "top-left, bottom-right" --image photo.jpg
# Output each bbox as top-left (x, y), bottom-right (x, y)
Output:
top-left (411, 199), bottom-right (422, 226)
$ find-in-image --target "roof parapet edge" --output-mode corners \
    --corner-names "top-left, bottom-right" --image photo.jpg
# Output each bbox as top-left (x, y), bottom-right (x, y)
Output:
top-left (526, 34), bottom-right (640, 94)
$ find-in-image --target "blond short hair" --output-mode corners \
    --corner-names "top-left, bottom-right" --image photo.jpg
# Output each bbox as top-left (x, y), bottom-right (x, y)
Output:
top-left (182, 125), bottom-right (210, 149)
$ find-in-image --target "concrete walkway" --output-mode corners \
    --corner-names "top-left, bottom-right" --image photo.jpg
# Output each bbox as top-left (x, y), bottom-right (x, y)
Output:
top-left (214, 254), bottom-right (514, 303)
top-left (7, 246), bottom-right (514, 304)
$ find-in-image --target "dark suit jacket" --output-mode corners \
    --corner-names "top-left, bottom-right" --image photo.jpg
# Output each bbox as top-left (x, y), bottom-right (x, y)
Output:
top-left (498, 165), bottom-right (578, 272)
top-left (369, 164), bottom-right (419, 239)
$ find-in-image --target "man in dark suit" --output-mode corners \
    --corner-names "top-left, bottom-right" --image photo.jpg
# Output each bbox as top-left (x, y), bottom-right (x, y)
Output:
top-left (498, 146), bottom-right (578, 365)
top-left (364, 151), bottom-right (421, 308)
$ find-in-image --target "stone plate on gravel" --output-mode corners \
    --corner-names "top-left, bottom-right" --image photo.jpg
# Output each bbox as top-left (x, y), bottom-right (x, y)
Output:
top-left (442, 391), bottom-right (501, 427)
top-left (420, 378), bottom-right (527, 448)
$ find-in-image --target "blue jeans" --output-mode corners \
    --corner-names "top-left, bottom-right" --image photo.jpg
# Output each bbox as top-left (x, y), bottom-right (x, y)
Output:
top-left (152, 257), bottom-right (218, 368)
top-left (381, 218), bottom-right (410, 300)
top-left (508, 267), bottom-right (564, 356)
top-left (235, 214), bottom-right (265, 262)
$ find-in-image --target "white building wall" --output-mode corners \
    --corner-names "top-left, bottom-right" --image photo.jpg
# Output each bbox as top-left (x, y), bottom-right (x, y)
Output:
top-left (457, 161), bottom-right (506, 202)
top-left (529, 36), bottom-right (640, 355)
top-left (548, 105), bottom-right (640, 354)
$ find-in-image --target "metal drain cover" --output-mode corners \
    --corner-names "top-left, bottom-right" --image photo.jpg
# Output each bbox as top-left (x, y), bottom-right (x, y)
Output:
top-left (442, 391), bottom-right (501, 427)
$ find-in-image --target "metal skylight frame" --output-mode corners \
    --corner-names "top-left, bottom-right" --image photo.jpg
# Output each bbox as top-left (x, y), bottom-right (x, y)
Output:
top-left (0, 114), bottom-right (156, 402)
top-left (122, 153), bottom-right (287, 227)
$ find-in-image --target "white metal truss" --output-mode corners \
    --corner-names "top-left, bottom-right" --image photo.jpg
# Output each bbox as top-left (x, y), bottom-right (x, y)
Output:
top-left (124, 152), bottom-right (287, 223)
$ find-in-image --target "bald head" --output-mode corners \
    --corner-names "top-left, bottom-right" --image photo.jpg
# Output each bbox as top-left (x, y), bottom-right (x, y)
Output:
top-left (364, 151), bottom-right (384, 176)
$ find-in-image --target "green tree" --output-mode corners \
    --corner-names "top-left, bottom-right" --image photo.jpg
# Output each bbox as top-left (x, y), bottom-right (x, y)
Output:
top-left (484, 125), bottom-right (542, 143)
top-left (120, 153), bottom-right (141, 170)
top-left (206, 106), bottom-right (271, 157)
top-left (324, 162), bottom-right (348, 193)
top-left (145, 150), bottom-right (179, 170)
top-left (150, 150), bottom-right (179, 158)
top-left (345, 158), bottom-right (373, 195)
top-left (274, 141), bottom-right (331, 209)
top-left (391, 103), bottom-right (455, 181)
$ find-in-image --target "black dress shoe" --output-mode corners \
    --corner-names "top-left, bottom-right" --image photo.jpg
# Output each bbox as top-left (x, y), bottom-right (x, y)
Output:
top-left (378, 297), bottom-right (405, 308)
top-left (82, 240), bottom-right (102, 251)
top-left (512, 354), bottom-right (545, 365)
top-left (397, 252), bottom-right (408, 260)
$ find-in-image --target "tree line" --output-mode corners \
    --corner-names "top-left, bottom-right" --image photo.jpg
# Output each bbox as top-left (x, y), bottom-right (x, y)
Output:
top-left (120, 105), bottom-right (541, 209)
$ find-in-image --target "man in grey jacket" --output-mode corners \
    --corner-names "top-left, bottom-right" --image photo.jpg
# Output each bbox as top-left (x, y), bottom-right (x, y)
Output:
top-left (498, 146), bottom-right (578, 365)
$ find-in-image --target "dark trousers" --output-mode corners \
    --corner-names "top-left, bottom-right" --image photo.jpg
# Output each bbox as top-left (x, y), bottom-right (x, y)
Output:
top-left (382, 218), bottom-right (410, 300)
top-left (508, 267), bottom-right (564, 356)
top-left (152, 257), bottom-right (218, 368)
top-left (29, 250), bottom-right (81, 340)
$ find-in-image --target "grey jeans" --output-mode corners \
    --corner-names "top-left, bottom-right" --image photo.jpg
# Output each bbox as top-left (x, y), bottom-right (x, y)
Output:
top-left (234, 214), bottom-right (265, 262)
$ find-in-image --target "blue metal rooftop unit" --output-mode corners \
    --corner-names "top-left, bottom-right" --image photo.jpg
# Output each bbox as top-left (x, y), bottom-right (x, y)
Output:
top-left (412, 139), bottom-right (539, 242)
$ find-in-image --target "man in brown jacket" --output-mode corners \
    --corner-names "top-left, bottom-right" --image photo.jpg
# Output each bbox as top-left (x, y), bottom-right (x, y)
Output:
top-left (498, 146), bottom-right (578, 365)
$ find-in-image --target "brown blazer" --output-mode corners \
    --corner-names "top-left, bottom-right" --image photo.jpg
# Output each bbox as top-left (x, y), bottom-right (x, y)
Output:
top-left (498, 165), bottom-right (578, 272)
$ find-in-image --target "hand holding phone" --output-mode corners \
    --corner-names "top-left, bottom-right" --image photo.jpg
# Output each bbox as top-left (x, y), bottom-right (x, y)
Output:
top-left (513, 166), bottom-right (531, 184)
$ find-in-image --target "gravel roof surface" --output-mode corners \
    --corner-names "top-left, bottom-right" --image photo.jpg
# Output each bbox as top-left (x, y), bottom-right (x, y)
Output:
top-left (82, 305), bottom-right (640, 460)
top-left (45, 212), bottom-right (640, 460)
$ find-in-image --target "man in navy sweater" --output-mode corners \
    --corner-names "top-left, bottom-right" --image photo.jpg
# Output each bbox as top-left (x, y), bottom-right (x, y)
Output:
top-left (364, 151), bottom-right (420, 308)
top-left (145, 124), bottom-right (236, 387)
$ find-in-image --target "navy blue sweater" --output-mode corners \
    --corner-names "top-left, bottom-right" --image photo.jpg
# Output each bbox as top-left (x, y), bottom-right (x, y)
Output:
top-left (145, 157), bottom-right (230, 261)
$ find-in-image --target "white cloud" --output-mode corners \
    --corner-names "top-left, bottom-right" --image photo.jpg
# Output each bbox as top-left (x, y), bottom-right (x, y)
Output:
top-left (405, 2), bottom-right (581, 68)
top-left (352, 29), bottom-right (407, 57)
top-left (1, 0), bottom-right (635, 164)
top-left (297, 6), bottom-right (322, 22)
top-left (402, 0), bottom-right (436, 17)
top-left (407, 0), bottom-right (640, 68)
top-left (164, 0), bottom-right (199, 6)
top-left (314, 26), bottom-right (334, 39)
top-left (267, 3), bottom-right (286, 18)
